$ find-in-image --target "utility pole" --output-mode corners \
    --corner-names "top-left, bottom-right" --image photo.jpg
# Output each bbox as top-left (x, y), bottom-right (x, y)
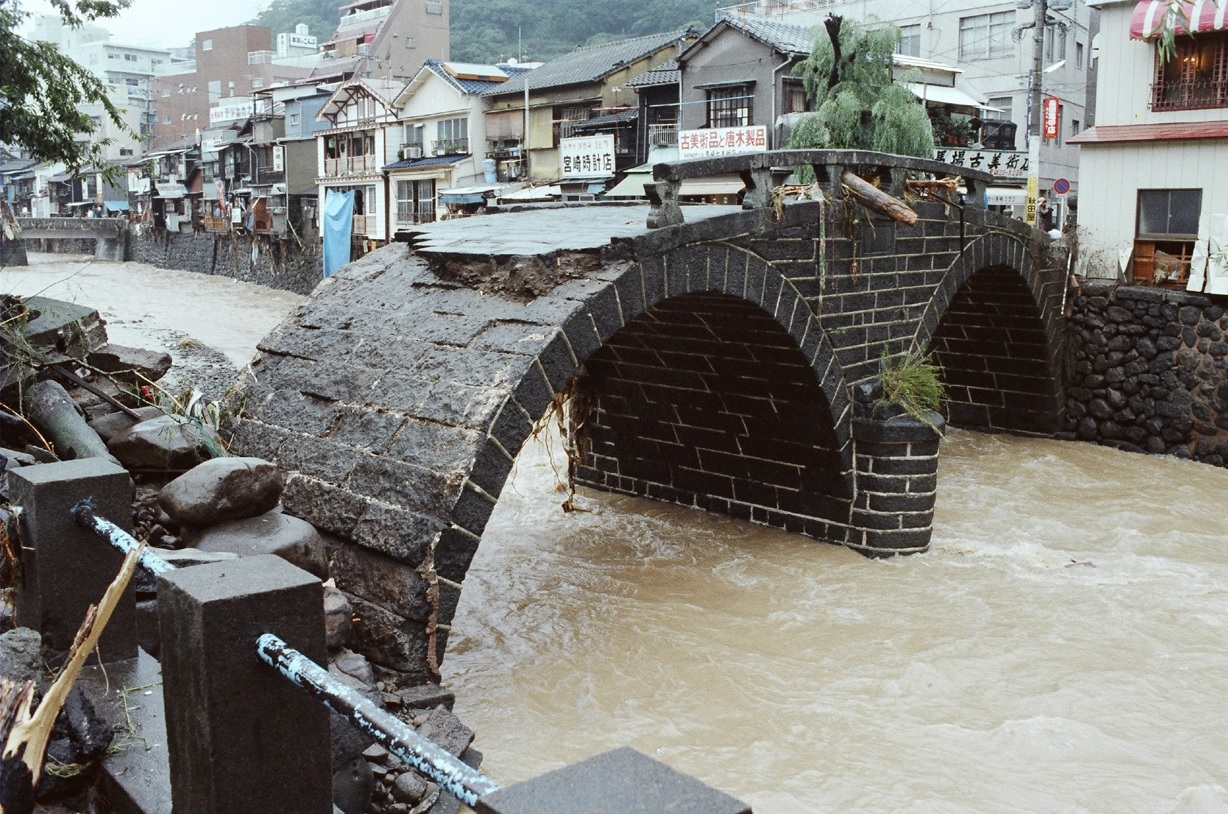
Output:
top-left (1026, 0), bottom-right (1047, 227)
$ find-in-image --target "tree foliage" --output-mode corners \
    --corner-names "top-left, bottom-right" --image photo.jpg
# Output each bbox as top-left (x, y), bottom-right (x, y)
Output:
top-left (788, 15), bottom-right (933, 158)
top-left (448, 0), bottom-right (719, 63)
top-left (252, 0), bottom-right (337, 48)
top-left (0, 0), bottom-right (133, 175)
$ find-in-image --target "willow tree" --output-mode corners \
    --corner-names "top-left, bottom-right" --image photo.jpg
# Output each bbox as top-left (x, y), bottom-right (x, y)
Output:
top-left (788, 15), bottom-right (933, 158)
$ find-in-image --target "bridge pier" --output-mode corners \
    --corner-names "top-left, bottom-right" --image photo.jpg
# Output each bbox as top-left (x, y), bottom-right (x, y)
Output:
top-left (849, 385), bottom-right (944, 556)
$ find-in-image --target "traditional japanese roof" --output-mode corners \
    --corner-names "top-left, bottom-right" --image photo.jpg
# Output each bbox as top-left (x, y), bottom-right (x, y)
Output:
top-left (625, 59), bottom-right (679, 89)
top-left (396, 60), bottom-right (512, 108)
top-left (575, 108), bottom-right (639, 129)
top-left (681, 17), bottom-right (816, 63)
top-left (484, 30), bottom-right (689, 98)
top-left (383, 154), bottom-right (467, 171)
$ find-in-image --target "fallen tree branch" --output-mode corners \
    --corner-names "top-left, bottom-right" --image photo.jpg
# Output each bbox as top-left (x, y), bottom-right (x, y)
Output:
top-left (840, 169), bottom-right (918, 226)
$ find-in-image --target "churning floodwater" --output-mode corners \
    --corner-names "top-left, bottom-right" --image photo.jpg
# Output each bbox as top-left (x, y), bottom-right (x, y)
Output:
top-left (7, 254), bottom-right (1225, 812)
top-left (444, 429), bottom-right (1228, 814)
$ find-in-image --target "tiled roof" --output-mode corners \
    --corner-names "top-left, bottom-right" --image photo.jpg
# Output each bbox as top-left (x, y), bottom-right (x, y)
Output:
top-left (626, 59), bottom-right (679, 88)
top-left (484, 30), bottom-right (688, 97)
top-left (684, 17), bottom-right (816, 61)
top-left (383, 154), bottom-right (468, 171)
top-left (424, 60), bottom-right (512, 95)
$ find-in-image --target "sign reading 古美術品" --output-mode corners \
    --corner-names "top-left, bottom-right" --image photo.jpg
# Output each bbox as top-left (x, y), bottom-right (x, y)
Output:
top-left (933, 148), bottom-right (1030, 179)
top-left (679, 126), bottom-right (768, 159)
top-left (560, 135), bottom-right (615, 178)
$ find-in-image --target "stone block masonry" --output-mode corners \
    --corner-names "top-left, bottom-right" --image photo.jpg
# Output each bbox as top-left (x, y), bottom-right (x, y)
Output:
top-left (1066, 282), bottom-right (1228, 466)
top-left (231, 194), bottom-right (1068, 681)
top-left (127, 229), bottom-right (323, 295)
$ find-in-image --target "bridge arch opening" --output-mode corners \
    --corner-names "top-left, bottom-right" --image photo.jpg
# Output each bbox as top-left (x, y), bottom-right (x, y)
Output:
top-left (927, 264), bottom-right (1064, 434)
top-left (572, 290), bottom-right (851, 534)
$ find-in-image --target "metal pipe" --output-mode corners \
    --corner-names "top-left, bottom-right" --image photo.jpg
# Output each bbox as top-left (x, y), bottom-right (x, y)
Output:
top-left (255, 633), bottom-right (500, 807)
top-left (72, 500), bottom-right (176, 577)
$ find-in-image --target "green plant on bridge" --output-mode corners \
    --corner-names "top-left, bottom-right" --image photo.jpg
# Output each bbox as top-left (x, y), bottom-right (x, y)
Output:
top-left (878, 347), bottom-right (944, 430)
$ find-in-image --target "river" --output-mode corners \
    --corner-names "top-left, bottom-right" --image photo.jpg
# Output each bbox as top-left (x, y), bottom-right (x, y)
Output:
top-left (6, 255), bottom-right (1225, 813)
top-left (445, 429), bottom-right (1228, 813)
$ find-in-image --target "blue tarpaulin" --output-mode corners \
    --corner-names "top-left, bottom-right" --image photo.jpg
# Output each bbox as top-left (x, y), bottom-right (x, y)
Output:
top-left (322, 190), bottom-right (354, 278)
top-left (103, 200), bottom-right (130, 212)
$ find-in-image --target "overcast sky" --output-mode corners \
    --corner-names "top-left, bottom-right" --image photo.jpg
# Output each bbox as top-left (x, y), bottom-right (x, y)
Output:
top-left (20, 0), bottom-right (270, 49)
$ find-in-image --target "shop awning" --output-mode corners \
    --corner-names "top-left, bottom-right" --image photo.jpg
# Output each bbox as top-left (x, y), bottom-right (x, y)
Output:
top-left (103, 200), bottom-right (130, 212)
top-left (1130, 0), bottom-right (1228, 39)
top-left (906, 83), bottom-right (992, 112)
top-left (604, 166), bottom-right (652, 198)
top-left (154, 187), bottom-right (186, 199)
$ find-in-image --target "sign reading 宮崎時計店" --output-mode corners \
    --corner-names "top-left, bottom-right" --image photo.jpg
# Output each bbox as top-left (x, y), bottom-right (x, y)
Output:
top-left (560, 135), bottom-right (615, 178)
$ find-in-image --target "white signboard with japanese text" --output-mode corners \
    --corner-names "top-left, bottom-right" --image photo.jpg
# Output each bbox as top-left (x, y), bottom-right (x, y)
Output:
top-left (561, 135), bottom-right (615, 178)
top-left (932, 147), bottom-right (1030, 179)
top-left (273, 145), bottom-right (285, 173)
top-left (679, 126), bottom-right (768, 159)
top-left (209, 99), bottom-right (254, 125)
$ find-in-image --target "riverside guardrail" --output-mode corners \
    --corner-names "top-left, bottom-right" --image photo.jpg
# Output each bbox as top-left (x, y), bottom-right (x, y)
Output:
top-left (10, 458), bottom-right (755, 813)
top-left (73, 496), bottom-right (499, 809)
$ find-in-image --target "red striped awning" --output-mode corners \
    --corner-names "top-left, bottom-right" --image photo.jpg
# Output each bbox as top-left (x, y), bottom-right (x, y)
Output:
top-left (1130, 1), bottom-right (1228, 40)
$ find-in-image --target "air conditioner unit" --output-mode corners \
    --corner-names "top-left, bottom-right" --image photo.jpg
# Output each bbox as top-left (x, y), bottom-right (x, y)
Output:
top-left (401, 146), bottom-right (422, 159)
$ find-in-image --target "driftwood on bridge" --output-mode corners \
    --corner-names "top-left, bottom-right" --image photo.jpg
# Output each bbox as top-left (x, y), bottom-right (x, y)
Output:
top-left (840, 168), bottom-right (918, 227)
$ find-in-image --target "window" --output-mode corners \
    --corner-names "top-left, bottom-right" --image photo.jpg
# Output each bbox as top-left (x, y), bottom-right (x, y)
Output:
top-left (436, 117), bottom-right (468, 153)
top-left (553, 104), bottom-right (592, 144)
top-left (1151, 31), bottom-right (1228, 111)
top-left (252, 78), bottom-right (263, 89)
top-left (290, 112), bottom-right (301, 128)
top-left (988, 96), bottom-right (1014, 125)
top-left (1076, 41), bottom-right (1085, 69)
top-left (782, 79), bottom-right (808, 114)
top-left (208, 80), bottom-right (221, 102)
top-left (426, 0), bottom-right (442, 13)
top-left (1046, 25), bottom-right (1066, 62)
top-left (396, 178), bottom-right (436, 225)
top-left (1071, 118), bottom-right (1080, 137)
top-left (959, 12), bottom-right (1014, 60)
top-left (161, 87), bottom-right (171, 97)
top-left (898, 24), bottom-right (921, 57)
top-left (706, 85), bottom-right (751, 128)
top-left (1133, 189), bottom-right (1203, 285)
top-left (124, 52), bottom-right (136, 61)
top-left (202, 38), bottom-right (213, 51)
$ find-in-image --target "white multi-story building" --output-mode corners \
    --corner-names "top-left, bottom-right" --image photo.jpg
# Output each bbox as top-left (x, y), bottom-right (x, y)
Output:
top-left (30, 14), bottom-right (171, 156)
top-left (1070, 0), bottom-right (1228, 293)
top-left (716, 0), bottom-right (1099, 203)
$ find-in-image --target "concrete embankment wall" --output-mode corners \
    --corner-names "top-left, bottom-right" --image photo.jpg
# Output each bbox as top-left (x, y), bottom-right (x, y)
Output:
top-left (1065, 281), bottom-right (1228, 467)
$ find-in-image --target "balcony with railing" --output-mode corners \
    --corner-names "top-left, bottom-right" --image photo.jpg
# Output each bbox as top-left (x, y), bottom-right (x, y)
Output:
top-left (323, 154), bottom-right (380, 176)
top-left (353, 213), bottom-right (376, 236)
top-left (433, 138), bottom-right (470, 155)
top-left (648, 123), bottom-right (678, 146)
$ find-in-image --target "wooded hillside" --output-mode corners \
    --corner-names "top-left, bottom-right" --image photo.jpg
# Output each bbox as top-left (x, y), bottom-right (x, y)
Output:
top-left (253, 0), bottom-right (724, 64)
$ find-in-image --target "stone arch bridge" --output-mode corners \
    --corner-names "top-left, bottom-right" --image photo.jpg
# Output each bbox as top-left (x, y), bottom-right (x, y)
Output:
top-left (233, 150), bottom-right (1069, 681)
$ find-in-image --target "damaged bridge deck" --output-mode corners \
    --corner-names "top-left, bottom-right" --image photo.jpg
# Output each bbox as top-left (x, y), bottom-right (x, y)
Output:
top-left (233, 150), bottom-right (1069, 684)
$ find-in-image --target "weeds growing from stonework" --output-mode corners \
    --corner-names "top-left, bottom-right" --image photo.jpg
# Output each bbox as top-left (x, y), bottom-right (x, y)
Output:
top-left (878, 347), bottom-right (945, 431)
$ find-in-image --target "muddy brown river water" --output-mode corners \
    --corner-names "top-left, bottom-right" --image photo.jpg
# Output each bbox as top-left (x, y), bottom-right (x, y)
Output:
top-left (6, 254), bottom-right (1226, 813)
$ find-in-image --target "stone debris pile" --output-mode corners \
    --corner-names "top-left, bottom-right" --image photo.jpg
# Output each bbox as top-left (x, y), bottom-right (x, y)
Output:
top-left (1, 294), bottom-right (480, 814)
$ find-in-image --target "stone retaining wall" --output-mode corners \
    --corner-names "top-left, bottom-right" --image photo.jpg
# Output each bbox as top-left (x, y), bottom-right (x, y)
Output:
top-left (1065, 281), bottom-right (1228, 467)
top-left (128, 229), bottom-right (322, 295)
